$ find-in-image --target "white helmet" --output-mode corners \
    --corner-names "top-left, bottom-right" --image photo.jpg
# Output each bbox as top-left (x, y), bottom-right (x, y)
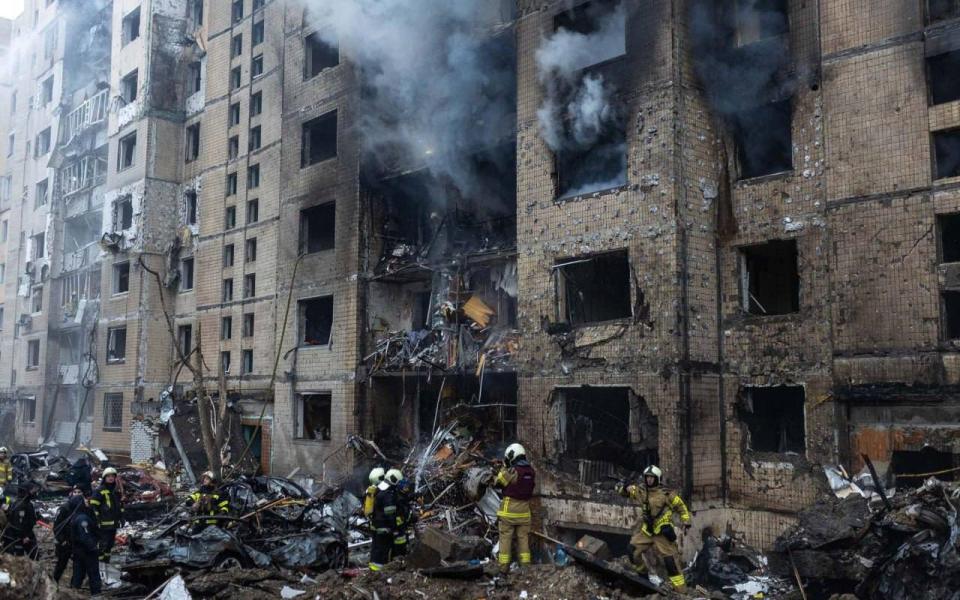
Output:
top-left (384, 468), bottom-right (403, 486)
top-left (201, 471), bottom-right (216, 483)
top-left (0, 447), bottom-right (8, 454)
top-left (369, 467), bottom-right (385, 486)
top-left (643, 465), bottom-right (662, 487)
top-left (102, 467), bottom-right (118, 478)
top-left (504, 443), bottom-right (526, 465)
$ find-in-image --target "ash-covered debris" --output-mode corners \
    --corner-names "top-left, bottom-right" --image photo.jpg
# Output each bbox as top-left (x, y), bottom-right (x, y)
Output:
top-left (772, 475), bottom-right (960, 599)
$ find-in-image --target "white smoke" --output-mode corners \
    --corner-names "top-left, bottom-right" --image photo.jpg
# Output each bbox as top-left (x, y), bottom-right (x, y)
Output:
top-left (302, 0), bottom-right (516, 200)
top-left (534, 1), bottom-right (627, 196)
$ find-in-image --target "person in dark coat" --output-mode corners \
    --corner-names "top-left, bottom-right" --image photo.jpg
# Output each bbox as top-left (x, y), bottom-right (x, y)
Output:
top-left (1, 483), bottom-right (38, 559)
top-left (65, 458), bottom-right (93, 496)
top-left (52, 487), bottom-right (84, 583)
top-left (69, 495), bottom-right (102, 594)
top-left (89, 467), bottom-right (123, 562)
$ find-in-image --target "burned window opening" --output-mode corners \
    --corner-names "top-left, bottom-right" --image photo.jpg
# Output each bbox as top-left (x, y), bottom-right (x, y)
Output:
top-left (178, 324), bottom-right (193, 358)
top-left (731, 99), bottom-right (792, 180)
top-left (927, 50), bottom-right (960, 106)
top-left (113, 196), bottom-right (133, 231)
top-left (301, 111), bottom-right (337, 167)
top-left (300, 296), bottom-right (333, 346)
top-left (300, 203), bottom-right (335, 254)
top-left (739, 239), bottom-right (799, 315)
top-left (121, 69), bottom-right (138, 104)
top-left (113, 262), bottom-right (130, 294)
top-left (305, 33), bottom-right (339, 79)
top-left (118, 132), bottom-right (137, 170)
top-left (739, 386), bottom-right (805, 454)
top-left (938, 213), bottom-right (960, 263)
top-left (122, 8), bottom-right (140, 45)
top-left (106, 326), bottom-right (126, 362)
top-left (942, 291), bottom-right (960, 339)
top-left (890, 448), bottom-right (957, 488)
top-left (929, 0), bottom-right (960, 23)
top-left (555, 122), bottom-right (627, 199)
top-left (934, 129), bottom-right (960, 180)
top-left (296, 393), bottom-right (332, 441)
top-left (554, 0), bottom-right (626, 71)
top-left (185, 123), bottom-right (200, 162)
top-left (730, 0), bottom-right (789, 48)
top-left (555, 250), bottom-right (632, 326)
top-left (555, 386), bottom-right (658, 482)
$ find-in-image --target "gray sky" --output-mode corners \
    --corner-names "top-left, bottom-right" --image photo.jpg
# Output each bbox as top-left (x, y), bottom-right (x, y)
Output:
top-left (0, 0), bottom-right (24, 20)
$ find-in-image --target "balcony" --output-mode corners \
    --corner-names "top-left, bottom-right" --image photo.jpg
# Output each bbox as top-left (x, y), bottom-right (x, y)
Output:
top-left (62, 90), bottom-right (109, 143)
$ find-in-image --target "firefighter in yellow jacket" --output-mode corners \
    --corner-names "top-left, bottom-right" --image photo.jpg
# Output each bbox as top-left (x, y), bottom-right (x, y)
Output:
top-left (616, 465), bottom-right (691, 592)
top-left (0, 447), bottom-right (13, 484)
top-left (493, 443), bottom-right (535, 574)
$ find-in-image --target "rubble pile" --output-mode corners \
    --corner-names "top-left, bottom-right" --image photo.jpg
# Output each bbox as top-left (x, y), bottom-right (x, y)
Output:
top-left (772, 477), bottom-right (960, 599)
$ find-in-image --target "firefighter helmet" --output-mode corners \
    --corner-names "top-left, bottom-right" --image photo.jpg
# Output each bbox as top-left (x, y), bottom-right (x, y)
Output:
top-left (504, 443), bottom-right (526, 465)
top-left (0, 447), bottom-right (8, 454)
top-left (384, 468), bottom-right (403, 486)
top-left (200, 471), bottom-right (216, 483)
top-left (643, 465), bottom-right (662, 487)
top-left (102, 467), bottom-right (118, 478)
top-left (369, 467), bottom-right (386, 486)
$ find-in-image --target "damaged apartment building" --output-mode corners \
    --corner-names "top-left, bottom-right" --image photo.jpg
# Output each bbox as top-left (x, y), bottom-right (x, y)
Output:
top-left (1, 0), bottom-right (960, 554)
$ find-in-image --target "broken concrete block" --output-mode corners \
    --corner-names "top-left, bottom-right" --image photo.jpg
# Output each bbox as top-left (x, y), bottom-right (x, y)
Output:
top-left (575, 535), bottom-right (611, 560)
top-left (415, 527), bottom-right (491, 563)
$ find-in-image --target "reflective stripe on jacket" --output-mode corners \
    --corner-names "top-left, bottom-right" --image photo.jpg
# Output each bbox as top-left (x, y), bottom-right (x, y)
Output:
top-left (0, 461), bottom-right (13, 483)
top-left (189, 490), bottom-right (230, 525)
top-left (621, 484), bottom-right (690, 536)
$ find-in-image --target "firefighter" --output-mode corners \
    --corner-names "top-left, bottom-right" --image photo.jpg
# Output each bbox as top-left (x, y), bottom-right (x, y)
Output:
top-left (1, 483), bottom-right (38, 559)
top-left (0, 448), bottom-right (13, 484)
top-left (69, 493), bottom-right (102, 595)
top-left (52, 487), bottom-right (85, 583)
top-left (393, 473), bottom-right (417, 557)
top-left (369, 468), bottom-right (402, 572)
top-left (89, 467), bottom-right (123, 563)
top-left (186, 471), bottom-right (229, 532)
top-left (616, 465), bottom-right (692, 592)
top-left (493, 443), bottom-right (535, 574)
top-left (363, 467), bottom-right (385, 518)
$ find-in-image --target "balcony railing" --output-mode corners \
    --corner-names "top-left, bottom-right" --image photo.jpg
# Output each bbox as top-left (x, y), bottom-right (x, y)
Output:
top-left (63, 89), bottom-right (109, 142)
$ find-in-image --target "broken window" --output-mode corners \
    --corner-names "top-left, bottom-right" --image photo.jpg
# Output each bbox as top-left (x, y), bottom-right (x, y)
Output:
top-left (243, 312), bottom-right (255, 337)
top-left (31, 286), bottom-right (43, 313)
top-left (33, 232), bottom-right (46, 259)
top-left (731, 99), bottom-right (793, 179)
top-left (35, 128), bottom-right (50, 156)
top-left (185, 191), bottom-right (198, 225)
top-left (247, 164), bottom-right (260, 188)
top-left (226, 173), bottom-right (238, 196)
top-left (188, 61), bottom-right (202, 94)
top-left (224, 244), bottom-right (235, 267)
top-left (943, 290), bottom-right (960, 338)
top-left (555, 250), bottom-right (631, 326)
top-left (221, 351), bottom-right (231, 374)
top-left (891, 448), bottom-right (957, 488)
top-left (228, 136), bottom-right (239, 159)
top-left (253, 0), bottom-right (265, 10)
top-left (185, 124), bottom-right (201, 162)
top-left (300, 296), bottom-right (333, 346)
top-left (223, 278), bottom-right (234, 302)
top-left (554, 0), bottom-right (626, 71)
top-left (117, 132), bottom-right (137, 171)
top-left (252, 55), bottom-right (264, 78)
top-left (253, 20), bottom-right (264, 46)
top-left (26, 340), bottom-right (40, 368)
top-left (927, 50), bottom-right (960, 106)
top-left (304, 33), bottom-right (339, 79)
top-left (35, 179), bottom-right (48, 208)
top-left (555, 122), bottom-right (627, 198)
top-left (301, 111), bottom-right (337, 167)
top-left (121, 69), bottom-right (138, 103)
top-left (251, 91), bottom-right (262, 115)
top-left (221, 316), bottom-right (232, 340)
top-left (113, 196), bottom-right (133, 231)
top-left (181, 257), bottom-right (194, 290)
top-left (106, 326), bottom-right (126, 362)
top-left (40, 76), bottom-right (53, 105)
top-left (22, 396), bottom-right (36, 423)
top-left (300, 203), bottom-right (335, 253)
top-left (229, 102), bottom-right (241, 126)
top-left (934, 129), bottom-right (960, 180)
top-left (241, 349), bottom-right (253, 374)
top-left (103, 393), bottom-right (122, 430)
top-left (178, 324), bottom-right (193, 358)
top-left (122, 7), bottom-right (140, 44)
top-left (739, 386), bottom-right (805, 454)
top-left (232, 34), bottom-right (243, 58)
top-left (295, 393), bottom-right (332, 440)
top-left (232, 0), bottom-right (244, 23)
top-left (191, 0), bottom-right (203, 25)
top-left (243, 273), bottom-right (256, 298)
top-left (249, 126), bottom-right (261, 151)
top-left (245, 238), bottom-right (257, 262)
top-left (939, 213), bottom-right (960, 263)
top-left (247, 199), bottom-right (259, 223)
top-left (230, 66), bottom-right (242, 91)
top-left (740, 239), bottom-right (800, 315)
top-left (556, 387), bottom-right (659, 480)
top-left (113, 261), bottom-right (130, 294)
top-left (731, 0), bottom-right (789, 47)
top-left (929, 0), bottom-right (960, 23)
